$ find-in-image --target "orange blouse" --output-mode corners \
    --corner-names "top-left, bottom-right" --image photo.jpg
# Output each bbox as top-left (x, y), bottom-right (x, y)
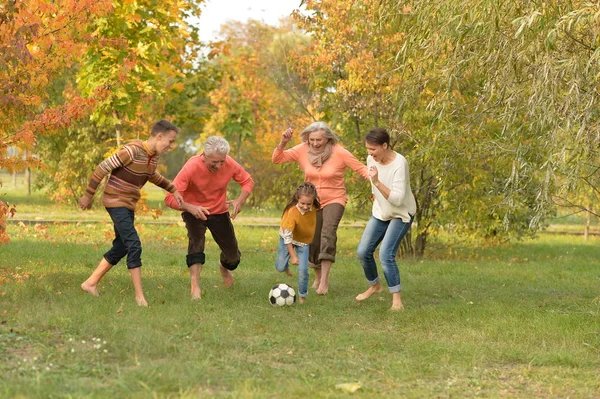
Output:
top-left (272, 143), bottom-right (369, 207)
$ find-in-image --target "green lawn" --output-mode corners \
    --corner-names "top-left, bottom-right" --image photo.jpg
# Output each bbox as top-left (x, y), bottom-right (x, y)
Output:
top-left (1, 216), bottom-right (599, 397)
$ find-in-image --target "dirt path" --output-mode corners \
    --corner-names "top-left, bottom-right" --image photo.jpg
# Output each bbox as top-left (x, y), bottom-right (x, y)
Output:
top-left (8, 214), bottom-right (367, 228)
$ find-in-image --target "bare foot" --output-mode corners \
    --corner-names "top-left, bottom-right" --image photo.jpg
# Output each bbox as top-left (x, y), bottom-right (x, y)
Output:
top-left (136, 297), bottom-right (148, 307)
top-left (191, 287), bottom-right (202, 300)
top-left (316, 285), bottom-right (328, 295)
top-left (284, 268), bottom-right (293, 277)
top-left (220, 264), bottom-right (234, 288)
top-left (390, 292), bottom-right (403, 311)
top-left (313, 268), bottom-right (322, 290)
top-left (81, 282), bottom-right (99, 297)
top-left (299, 297), bottom-right (306, 304)
top-left (355, 284), bottom-right (383, 301)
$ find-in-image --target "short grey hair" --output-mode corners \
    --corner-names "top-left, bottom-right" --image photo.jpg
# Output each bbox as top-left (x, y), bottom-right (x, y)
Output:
top-left (204, 136), bottom-right (230, 156)
top-left (300, 121), bottom-right (339, 145)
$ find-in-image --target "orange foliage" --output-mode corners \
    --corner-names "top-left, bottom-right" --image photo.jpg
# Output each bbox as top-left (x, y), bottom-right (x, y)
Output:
top-left (0, 0), bottom-right (113, 244)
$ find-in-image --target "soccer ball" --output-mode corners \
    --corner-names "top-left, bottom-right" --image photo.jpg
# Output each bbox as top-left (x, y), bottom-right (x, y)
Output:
top-left (269, 283), bottom-right (296, 306)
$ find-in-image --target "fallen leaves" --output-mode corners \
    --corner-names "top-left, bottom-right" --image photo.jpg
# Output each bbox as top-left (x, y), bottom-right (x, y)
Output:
top-left (335, 382), bottom-right (363, 393)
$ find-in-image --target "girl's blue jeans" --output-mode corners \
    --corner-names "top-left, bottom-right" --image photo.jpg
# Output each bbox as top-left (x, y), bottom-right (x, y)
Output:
top-left (357, 216), bottom-right (412, 293)
top-left (275, 237), bottom-right (310, 297)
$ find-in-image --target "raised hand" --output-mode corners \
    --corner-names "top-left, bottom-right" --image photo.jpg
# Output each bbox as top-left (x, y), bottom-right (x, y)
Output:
top-left (280, 128), bottom-right (293, 146)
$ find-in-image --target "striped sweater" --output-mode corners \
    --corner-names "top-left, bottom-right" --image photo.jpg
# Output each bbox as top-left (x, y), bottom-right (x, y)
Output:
top-left (83, 140), bottom-right (176, 210)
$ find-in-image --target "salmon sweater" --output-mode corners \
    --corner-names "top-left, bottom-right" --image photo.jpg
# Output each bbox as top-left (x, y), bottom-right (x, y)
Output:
top-left (83, 140), bottom-right (176, 210)
top-left (165, 154), bottom-right (254, 215)
top-left (272, 143), bottom-right (369, 207)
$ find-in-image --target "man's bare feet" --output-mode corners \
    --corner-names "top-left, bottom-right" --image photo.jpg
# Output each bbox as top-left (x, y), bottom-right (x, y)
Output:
top-left (136, 297), bottom-right (148, 307)
top-left (390, 302), bottom-right (404, 311)
top-left (299, 297), bottom-right (306, 304)
top-left (311, 279), bottom-right (320, 289)
top-left (191, 287), bottom-right (202, 300)
top-left (81, 282), bottom-right (99, 297)
top-left (355, 283), bottom-right (383, 301)
top-left (284, 268), bottom-right (293, 277)
top-left (220, 264), bottom-right (234, 288)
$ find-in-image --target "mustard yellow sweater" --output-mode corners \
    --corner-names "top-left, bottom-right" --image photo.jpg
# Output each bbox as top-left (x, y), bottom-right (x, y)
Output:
top-left (280, 205), bottom-right (317, 245)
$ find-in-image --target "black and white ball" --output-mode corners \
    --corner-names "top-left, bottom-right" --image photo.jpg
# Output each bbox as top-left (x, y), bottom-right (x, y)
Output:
top-left (269, 283), bottom-right (296, 306)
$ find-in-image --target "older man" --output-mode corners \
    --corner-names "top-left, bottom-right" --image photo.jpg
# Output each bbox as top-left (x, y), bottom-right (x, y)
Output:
top-left (165, 136), bottom-right (254, 299)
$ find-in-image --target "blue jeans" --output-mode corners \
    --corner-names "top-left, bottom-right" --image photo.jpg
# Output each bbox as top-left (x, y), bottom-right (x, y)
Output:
top-left (104, 207), bottom-right (142, 269)
top-left (357, 216), bottom-right (412, 293)
top-left (275, 237), bottom-right (310, 297)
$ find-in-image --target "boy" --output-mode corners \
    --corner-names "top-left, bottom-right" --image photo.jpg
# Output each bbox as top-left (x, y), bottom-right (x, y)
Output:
top-left (79, 119), bottom-right (183, 306)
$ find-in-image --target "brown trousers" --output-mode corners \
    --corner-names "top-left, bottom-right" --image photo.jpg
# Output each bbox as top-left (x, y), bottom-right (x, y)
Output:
top-left (182, 212), bottom-right (241, 270)
top-left (309, 203), bottom-right (345, 268)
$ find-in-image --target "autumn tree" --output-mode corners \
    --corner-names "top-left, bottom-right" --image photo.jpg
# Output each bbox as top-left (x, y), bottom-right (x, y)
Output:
top-left (0, 0), bottom-right (112, 244)
top-left (201, 19), bottom-right (314, 206)
top-left (76, 0), bottom-right (204, 142)
top-left (34, 0), bottom-right (206, 204)
top-left (292, 0), bottom-right (600, 256)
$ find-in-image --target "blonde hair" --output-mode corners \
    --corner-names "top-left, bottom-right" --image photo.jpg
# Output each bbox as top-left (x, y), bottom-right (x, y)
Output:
top-left (300, 122), bottom-right (339, 145)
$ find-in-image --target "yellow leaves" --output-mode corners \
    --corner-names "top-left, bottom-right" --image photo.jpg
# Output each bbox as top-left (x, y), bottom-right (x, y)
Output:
top-left (149, 209), bottom-right (163, 220)
top-left (135, 42), bottom-right (151, 59)
top-left (207, 41), bottom-right (232, 60)
top-left (335, 382), bottom-right (363, 393)
top-left (170, 82), bottom-right (185, 93)
top-left (104, 228), bottom-right (114, 241)
top-left (0, 269), bottom-right (33, 286)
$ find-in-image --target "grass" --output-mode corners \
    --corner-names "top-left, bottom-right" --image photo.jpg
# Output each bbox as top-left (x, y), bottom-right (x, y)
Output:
top-left (1, 216), bottom-right (599, 398)
top-left (1, 171), bottom-right (600, 397)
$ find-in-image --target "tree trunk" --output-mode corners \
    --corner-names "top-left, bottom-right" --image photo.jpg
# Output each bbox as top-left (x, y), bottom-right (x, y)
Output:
top-left (113, 110), bottom-right (122, 147)
top-left (411, 168), bottom-right (438, 258)
top-left (354, 117), bottom-right (361, 141)
top-left (415, 229), bottom-right (428, 257)
top-left (399, 229), bottom-right (414, 257)
top-left (25, 168), bottom-right (31, 195)
top-left (585, 206), bottom-right (591, 240)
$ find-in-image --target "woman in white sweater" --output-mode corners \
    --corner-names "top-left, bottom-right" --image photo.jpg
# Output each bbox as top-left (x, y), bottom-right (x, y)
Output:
top-left (356, 128), bottom-right (417, 311)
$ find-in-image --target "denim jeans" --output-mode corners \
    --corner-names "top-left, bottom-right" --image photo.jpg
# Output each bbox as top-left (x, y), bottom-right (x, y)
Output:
top-left (104, 207), bottom-right (142, 269)
top-left (357, 216), bottom-right (412, 293)
top-left (275, 237), bottom-right (310, 297)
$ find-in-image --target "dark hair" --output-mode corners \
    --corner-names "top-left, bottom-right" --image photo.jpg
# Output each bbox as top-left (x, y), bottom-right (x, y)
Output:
top-left (283, 182), bottom-right (320, 215)
top-left (365, 127), bottom-right (390, 146)
top-left (151, 119), bottom-right (180, 136)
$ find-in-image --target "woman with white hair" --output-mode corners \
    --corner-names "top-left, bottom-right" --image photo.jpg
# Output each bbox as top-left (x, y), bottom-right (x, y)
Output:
top-left (272, 122), bottom-right (369, 295)
top-left (165, 136), bottom-right (254, 299)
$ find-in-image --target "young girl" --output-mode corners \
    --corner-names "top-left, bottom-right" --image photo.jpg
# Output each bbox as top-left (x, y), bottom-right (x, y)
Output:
top-left (275, 182), bottom-right (320, 303)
